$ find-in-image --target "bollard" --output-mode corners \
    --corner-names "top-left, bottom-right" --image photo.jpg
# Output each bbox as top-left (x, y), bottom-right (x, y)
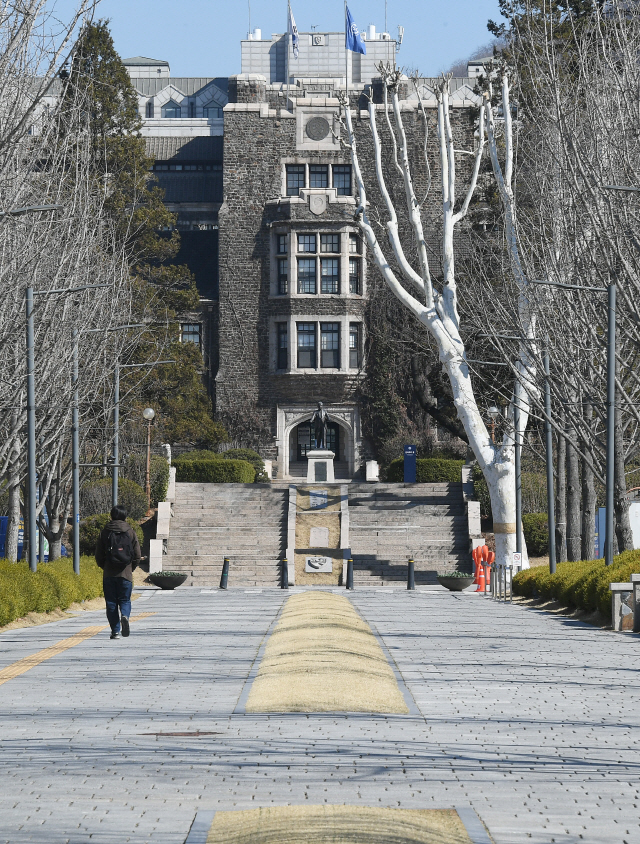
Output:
top-left (281, 557), bottom-right (289, 589)
top-left (407, 558), bottom-right (415, 591)
top-left (219, 557), bottom-right (229, 590)
top-left (346, 557), bottom-right (354, 590)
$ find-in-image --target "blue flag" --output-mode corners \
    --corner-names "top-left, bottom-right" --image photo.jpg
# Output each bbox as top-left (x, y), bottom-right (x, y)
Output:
top-left (345, 6), bottom-right (366, 54)
top-left (288, 4), bottom-right (299, 59)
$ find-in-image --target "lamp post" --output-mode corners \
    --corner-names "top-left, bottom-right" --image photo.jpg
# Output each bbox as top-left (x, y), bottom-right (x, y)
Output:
top-left (488, 405), bottom-right (500, 444)
top-left (143, 407), bottom-right (155, 509)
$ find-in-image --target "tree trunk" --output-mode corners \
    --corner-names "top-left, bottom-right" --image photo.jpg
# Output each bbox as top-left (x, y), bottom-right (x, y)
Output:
top-left (566, 420), bottom-right (581, 562)
top-left (614, 353), bottom-right (633, 552)
top-left (48, 513), bottom-right (62, 561)
top-left (486, 458), bottom-right (529, 569)
top-left (581, 401), bottom-right (596, 561)
top-left (6, 456), bottom-right (21, 561)
top-left (555, 412), bottom-right (567, 564)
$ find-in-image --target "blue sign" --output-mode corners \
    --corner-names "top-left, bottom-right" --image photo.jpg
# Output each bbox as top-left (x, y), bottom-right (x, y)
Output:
top-left (404, 445), bottom-right (417, 483)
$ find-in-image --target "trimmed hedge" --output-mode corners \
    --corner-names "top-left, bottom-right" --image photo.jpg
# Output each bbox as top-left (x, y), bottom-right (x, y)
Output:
top-left (71, 514), bottom-right (144, 557)
top-left (522, 513), bottom-right (549, 556)
top-left (0, 557), bottom-right (104, 627)
top-left (512, 549), bottom-right (640, 619)
top-left (174, 449), bottom-right (266, 482)
top-left (386, 457), bottom-right (465, 483)
top-left (173, 458), bottom-right (255, 484)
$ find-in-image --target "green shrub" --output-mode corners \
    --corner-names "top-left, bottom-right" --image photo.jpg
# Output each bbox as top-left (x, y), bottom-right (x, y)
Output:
top-left (71, 514), bottom-right (144, 557)
top-left (386, 457), bottom-right (465, 484)
top-left (173, 458), bottom-right (255, 484)
top-left (80, 477), bottom-right (148, 520)
top-left (124, 454), bottom-right (170, 505)
top-left (0, 557), bottom-right (104, 628)
top-left (522, 513), bottom-right (549, 556)
top-left (471, 463), bottom-right (492, 520)
top-left (512, 549), bottom-right (640, 619)
top-left (174, 449), bottom-right (220, 461)
top-left (174, 449), bottom-right (267, 482)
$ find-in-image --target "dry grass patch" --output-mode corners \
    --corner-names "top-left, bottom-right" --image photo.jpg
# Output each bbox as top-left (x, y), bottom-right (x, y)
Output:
top-left (245, 592), bottom-right (408, 714)
top-left (206, 805), bottom-right (473, 844)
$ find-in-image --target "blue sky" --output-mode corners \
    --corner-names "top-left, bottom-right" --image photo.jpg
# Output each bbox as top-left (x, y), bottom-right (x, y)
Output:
top-left (62, 0), bottom-right (503, 77)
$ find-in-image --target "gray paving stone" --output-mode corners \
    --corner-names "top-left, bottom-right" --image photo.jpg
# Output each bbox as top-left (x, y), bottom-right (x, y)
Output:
top-left (0, 588), bottom-right (639, 843)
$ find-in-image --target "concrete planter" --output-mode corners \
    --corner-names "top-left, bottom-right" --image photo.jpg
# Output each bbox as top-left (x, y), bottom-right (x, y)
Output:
top-left (437, 575), bottom-right (474, 592)
top-left (148, 573), bottom-right (187, 590)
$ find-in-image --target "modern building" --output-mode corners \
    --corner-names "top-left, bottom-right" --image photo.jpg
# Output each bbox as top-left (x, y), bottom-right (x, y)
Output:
top-left (124, 28), bottom-right (479, 479)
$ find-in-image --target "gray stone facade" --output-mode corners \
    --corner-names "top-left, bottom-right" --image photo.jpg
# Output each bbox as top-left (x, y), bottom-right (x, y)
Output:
top-left (123, 39), bottom-right (480, 479)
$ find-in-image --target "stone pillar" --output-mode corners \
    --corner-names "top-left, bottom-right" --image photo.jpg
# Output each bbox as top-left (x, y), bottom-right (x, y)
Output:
top-left (306, 449), bottom-right (335, 483)
top-left (228, 74), bottom-right (267, 103)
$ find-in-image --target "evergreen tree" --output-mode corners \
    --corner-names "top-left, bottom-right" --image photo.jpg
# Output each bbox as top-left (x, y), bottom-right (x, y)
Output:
top-left (66, 21), bottom-right (226, 447)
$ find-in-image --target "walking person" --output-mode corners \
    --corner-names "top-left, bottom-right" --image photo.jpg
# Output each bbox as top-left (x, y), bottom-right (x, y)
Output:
top-left (96, 505), bottom-right (141, 640)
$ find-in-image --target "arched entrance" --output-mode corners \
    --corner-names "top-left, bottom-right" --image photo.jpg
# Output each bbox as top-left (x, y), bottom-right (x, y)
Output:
top-left (276, 405), bottom-right (360, 480)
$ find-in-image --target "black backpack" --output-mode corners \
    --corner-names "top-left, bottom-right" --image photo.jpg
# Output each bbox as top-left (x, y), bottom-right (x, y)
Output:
top-left (105, 529), bottom-right (133, 570)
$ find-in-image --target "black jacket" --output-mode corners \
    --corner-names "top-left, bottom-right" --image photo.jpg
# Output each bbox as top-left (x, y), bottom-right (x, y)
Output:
top-left (95, 520), bottom-right (141, 582)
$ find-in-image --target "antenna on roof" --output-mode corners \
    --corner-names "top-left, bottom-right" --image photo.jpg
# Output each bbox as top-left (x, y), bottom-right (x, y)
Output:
top-left (248, 0), bottom-right (251, 36)
top-left (385, 0), bottom-right (387, 33)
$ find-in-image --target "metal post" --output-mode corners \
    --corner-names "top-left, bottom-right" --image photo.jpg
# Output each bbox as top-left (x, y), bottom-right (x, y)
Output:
top-left (220, 557), bottom-right (229, 589)
top-left (346, 557), bottom-right (354, 590)
top-left (514, 393), bottom-right (522, 556)
top-left (72, 329), bottom-right (80, 575)
top-left (407, 558), bottom-right (415, 591)
top-left (38, 470), bottom-right (44, 564)
top-left (26, 287), bottom-right (37, 572)
top-left (543, 347), bottom-right (557, 574)
top-left (509, 565), bottom-right (513, 602)
top-left (112, 363), bottom-right (119, 509)
top-left (605, 281), bottom-right (616, 567)
top-left (281, 557), bottom-right (288, 589)
top-left (145, 420), bottom-right (152, 509)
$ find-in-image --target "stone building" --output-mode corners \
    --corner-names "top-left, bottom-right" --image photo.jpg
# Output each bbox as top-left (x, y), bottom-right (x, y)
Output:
top-left (124, 30), bottom-right (479, 479)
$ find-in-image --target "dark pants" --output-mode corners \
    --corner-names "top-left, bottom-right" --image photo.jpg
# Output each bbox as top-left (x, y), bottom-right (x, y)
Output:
top-left (103, 576), bottom-right (133, 634)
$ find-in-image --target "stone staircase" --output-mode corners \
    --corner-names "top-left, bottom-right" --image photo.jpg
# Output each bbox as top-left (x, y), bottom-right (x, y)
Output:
top-left (347, 483), bottom-right (470, 586)
top-left (163, 483), bottom-right (288, 587)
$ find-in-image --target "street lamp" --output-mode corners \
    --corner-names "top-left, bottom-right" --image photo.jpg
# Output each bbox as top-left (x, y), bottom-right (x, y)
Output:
top-left (143, 407), bottom-right (155, 510)
top-left (488, 405), bottom-right (500, 443)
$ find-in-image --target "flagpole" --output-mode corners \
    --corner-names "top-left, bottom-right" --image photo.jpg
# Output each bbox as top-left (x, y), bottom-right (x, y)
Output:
top-left (345, 0), bottom-right (348, 106)
top-left (286, 0), bottom-right (290, 109)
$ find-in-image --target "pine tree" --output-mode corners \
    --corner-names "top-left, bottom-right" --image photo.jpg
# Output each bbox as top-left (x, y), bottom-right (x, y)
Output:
top-left (66, 21), bottom-right (226, 447)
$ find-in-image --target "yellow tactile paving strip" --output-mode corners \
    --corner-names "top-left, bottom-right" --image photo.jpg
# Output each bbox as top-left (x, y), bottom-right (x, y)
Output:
top-left (0, 612), bottom-right (156, 687)
top-left (206, 805), bottom-right (473, 844)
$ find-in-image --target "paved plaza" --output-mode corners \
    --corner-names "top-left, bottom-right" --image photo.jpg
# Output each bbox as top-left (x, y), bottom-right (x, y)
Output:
top-left (0, 587), bottom-right (638, 844)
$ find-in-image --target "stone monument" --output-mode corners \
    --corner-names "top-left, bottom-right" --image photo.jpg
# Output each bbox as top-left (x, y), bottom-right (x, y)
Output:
top-left (306, 401), bottom-right (335, 483)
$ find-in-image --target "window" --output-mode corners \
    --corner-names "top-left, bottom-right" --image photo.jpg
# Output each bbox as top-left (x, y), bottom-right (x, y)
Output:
top-left (277, 324), bottom-right (288, 369)
top-left (277, 234), bottom-right (288, 254)
top-left (297, 323), bottom-right (316, 368)
top-left (162, 100), bottom-right (182, 118)
top-left (277, 258), bottom-right (288, 295)
top-left (297, 234), bottom-right (316, 253)
top-left (145, 101), bottom-right (155, 119)
top-left (321, 258), bottom-right (340, 294)
top-left (349, 233), bottom-right (361, 253)
top-left (309, 164), bottom-right (329, 188)
top-left (349, 258), bottom-right (361, 294)
top-left (204, 103), bottom-right (223, 118)
top-left (287, 164), bottom-right (305, 196)
top-left (349, 323), bottom-right (362, 368)
top-left (333, 165), bottom-right (352, 196)
top-left (320, 323), bottom-right (340, 368)
top-left (152, 161), bottom-right (222, 172)
top-left (320, 233), bottom-right (340, 253)
top-left (298, 258), bottom-right (316, 294)
top-left (181, 323), bottom-right (201, 347)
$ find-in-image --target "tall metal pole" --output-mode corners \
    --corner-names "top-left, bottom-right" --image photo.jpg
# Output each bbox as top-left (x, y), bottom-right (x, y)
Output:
top-left (605, 281), bottom-right (616, 566)
top-left (26, 287), bottom-right (37, 572)
top-left (38, 447), bottom-right (44, 564)
top-left (543, 347), bottom-right (557, 574)
top-left (345, 0), bottom-right (349, 103)
top-left (112, 362), bottom-right (119, 509)
top-left (72, 329), bottom-right (80, 575)
top-left (145, 420), bottom-right (152, 509)
top-left (514, 388), bottom-right (522, 556)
